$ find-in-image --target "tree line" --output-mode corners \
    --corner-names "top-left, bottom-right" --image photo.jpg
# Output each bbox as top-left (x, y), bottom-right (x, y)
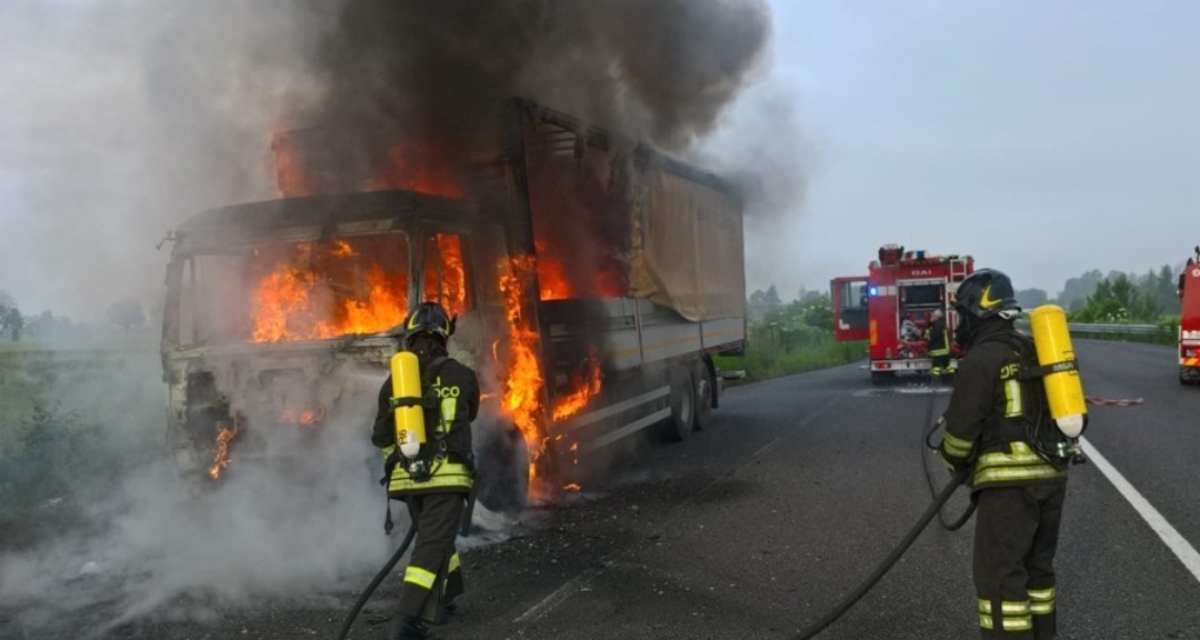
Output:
top-left (0, 290), bottom-right (150, 343)
top-left (749, 261), bottom-right (1187, 329)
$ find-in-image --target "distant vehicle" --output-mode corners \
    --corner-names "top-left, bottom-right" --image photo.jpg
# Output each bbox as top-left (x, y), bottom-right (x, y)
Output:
top-left (1179, 249), bottom-right (1200, 385)
top-left (158, 99), bottom-right (746, 506)
top-left (831, 244), bottom-right (974, 384)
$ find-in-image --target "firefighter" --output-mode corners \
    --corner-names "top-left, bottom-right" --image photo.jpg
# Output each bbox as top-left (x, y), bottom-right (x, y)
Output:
top-left (372, 302), bottom-right (479, 640)
top-left (938, 269), bottom-right (1071, 640)
top-left (927, 308), bottom-right (951, 378)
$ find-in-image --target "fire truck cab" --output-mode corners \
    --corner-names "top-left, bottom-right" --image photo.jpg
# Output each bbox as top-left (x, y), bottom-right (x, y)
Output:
top-left (832, 244), bottom-right (974, 384)
top-left (1179, 251), bottom-right (1200, 385)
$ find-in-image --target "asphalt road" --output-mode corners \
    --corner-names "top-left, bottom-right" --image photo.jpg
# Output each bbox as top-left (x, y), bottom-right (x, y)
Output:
top-left (9, 339), bottom-right (1200, 639)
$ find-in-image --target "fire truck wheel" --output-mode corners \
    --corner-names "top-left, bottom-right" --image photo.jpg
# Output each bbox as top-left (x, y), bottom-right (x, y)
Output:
top-left (661, 366), bottom-right (697, 442)
top-left (870, 371), bottom-right (894, 386)
top-left (693, 360), bottom-right (714, 432)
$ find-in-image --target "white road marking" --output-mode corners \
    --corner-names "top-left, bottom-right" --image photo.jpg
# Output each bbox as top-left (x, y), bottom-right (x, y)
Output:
top-left (513, 567), bottom-right (604, 623)
top-left (851, 386), bottom-right (953, 398)
top-left (1081, 437), bottom-right (1200, 583)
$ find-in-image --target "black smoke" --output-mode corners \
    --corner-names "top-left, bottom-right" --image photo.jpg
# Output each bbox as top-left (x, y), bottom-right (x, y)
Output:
top-left (309, 0), bottom-right (772, 151)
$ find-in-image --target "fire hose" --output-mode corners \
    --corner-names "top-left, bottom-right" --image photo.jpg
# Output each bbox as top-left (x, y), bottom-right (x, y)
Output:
top-left (791, 466), bottom-right (970, 640)
top-left (336, 491), bottom-right (475, 640)
top-left (336, 522), bottom-right (417, 640)
top-left (792, 390), bottom-right (971, 640)
top-left (921, 391), bottom-right (976, 531)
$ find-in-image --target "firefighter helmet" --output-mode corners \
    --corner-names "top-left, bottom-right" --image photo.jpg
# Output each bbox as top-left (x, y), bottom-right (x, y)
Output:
top-left (398, 302), bottom-right (454, 341)
top-left (954, 269), bottom-right (1020, 319)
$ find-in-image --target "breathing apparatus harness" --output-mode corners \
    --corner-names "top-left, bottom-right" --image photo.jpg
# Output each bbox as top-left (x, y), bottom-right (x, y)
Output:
top-left (381, 355), bottom-right (457, 535)
top-left (974, 330), bottom-right (1085, 468)
top-left (797, 317), bottom-right (1086, 639)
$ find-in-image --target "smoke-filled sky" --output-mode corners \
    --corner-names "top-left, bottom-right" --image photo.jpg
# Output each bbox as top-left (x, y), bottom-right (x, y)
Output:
top-left (2, 1), bottom-right (1198, 317)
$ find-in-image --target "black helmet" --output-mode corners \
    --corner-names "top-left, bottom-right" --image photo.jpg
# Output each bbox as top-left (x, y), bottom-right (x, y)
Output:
top-left (954, 268), bottom-right (1020, 319)
top-left (399, 302), bottom-right (454, 341)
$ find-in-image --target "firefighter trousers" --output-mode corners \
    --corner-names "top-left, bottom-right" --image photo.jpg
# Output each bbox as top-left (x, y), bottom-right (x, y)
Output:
top-left (398, 492), bottom-right (467, 623)
top-left (973, 482), bottom-right (1066, 639)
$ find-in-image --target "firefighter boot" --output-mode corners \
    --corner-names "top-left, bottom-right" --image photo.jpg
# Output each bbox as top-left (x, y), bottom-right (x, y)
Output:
top-left (395, 616), bottom-right (439, 640)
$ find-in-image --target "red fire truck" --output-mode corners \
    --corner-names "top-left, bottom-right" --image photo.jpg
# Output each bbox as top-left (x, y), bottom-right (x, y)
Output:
top-left (1179, 249), bottom-right (1200, 385)
top-left (832, 244), bottom-right (974, 384)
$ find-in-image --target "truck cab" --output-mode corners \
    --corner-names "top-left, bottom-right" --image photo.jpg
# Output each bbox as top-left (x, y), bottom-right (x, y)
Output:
top-left (160, 191), bottom-right (517, 495)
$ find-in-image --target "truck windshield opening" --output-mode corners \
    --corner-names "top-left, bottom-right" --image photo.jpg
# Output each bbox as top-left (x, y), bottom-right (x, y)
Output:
top-left (175, 232), bottom-right (411, 346)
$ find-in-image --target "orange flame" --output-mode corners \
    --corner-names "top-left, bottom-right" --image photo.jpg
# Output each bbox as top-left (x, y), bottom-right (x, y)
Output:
top-left (536, 243), bottom-right (575, 301)
top-left (371, 144), bottom-right (465, 199)
top-left (552, 354), bottom-right (603, 421)
top-left (279, 407), bottom-right (324, 427)
top-left (208, 423), bottom-right (240, 481)
top-left (424, 233), bottom-right (468, 316)
top-left (251, 241), bottom-right (408, 343)
top-left (270, 129), bottom-right (464, 199)
top-left (534, 240), bottom-right (625, 301)
top-left (270, 130), bottom-right (316, 198)
top-left (497, 255), bottom-right (549, 495)
top-left (563, 483), bottom-right (582, 493)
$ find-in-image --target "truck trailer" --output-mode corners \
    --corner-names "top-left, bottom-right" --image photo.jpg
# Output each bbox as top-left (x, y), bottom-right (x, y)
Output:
top-left (832, 244), bottom-right (973, 384)
top-left (159, 99), bottom-right (746, 506)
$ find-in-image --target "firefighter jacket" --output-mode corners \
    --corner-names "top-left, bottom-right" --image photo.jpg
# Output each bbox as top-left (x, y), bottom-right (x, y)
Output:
top-left (928, 317), bottom-right (950, 357)
top-left (939, 320), bottom-right (1067, 490)
top-left (372, 357), bottom-right (480, 496)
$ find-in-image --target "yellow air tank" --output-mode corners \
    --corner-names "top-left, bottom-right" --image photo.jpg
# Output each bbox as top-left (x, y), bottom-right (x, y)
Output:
top-left (390, 351), bottom-right (426, 457)
top-left (1028, 305), bottom-right (1087, 437)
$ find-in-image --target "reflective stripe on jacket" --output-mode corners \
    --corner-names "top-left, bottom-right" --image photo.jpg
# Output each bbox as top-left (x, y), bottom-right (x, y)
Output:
top-left (372, 357), bottom-right (480, 495)
top-left (938, 321), bottom-right (1067, 490)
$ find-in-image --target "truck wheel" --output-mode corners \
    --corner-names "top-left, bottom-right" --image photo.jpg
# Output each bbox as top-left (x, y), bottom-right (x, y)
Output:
top-left (693, 361), bottom-right (714, 432)
top-left (870, 371), bottom-right (894, 386)
top-left (474, 425), bottom-right (529, 513)
top-left (660, 366), bottom-right (697, 442)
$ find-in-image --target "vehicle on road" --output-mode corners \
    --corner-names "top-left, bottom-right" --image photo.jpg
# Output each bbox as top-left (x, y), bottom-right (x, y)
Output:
top-left (1179, 252), bottom-right (1200, 385)
top-left (831, 244), bottom-right (973, 384)
top-left (158, 99), bottom-right (746, 506)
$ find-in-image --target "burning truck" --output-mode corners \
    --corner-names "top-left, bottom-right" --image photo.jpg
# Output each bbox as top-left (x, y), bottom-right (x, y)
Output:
top-left (159, 99), bottom-right (747, 506)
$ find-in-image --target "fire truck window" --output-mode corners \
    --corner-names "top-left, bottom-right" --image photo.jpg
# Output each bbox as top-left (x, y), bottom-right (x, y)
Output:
top-left (901, 284), bottom-right (942, 307)
top-left (423, 232), bottom-right (471, 316)
top-left (841, 281), bottom-right (867, 311)
top-left (837, 281), bottom-right (869, 331)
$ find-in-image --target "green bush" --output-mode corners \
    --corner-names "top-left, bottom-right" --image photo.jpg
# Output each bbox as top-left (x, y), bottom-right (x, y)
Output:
top-left (717, 295), bottom-right (865, 382)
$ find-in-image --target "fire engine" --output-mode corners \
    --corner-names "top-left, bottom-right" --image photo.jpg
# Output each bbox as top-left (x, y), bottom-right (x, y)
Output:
top-left (832, 244), bottom-right (974, 384)
top-left (1179, 247), bottom-right (1200, 385)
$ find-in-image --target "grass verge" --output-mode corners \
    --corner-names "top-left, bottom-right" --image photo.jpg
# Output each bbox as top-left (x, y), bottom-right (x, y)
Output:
top-left (715, 334), bottom-right (865, 383)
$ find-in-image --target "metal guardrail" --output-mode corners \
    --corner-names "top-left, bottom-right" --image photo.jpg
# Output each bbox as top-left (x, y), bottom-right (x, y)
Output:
top-left (1067, 322), bottom-right (1161, 336)
top-left (1014, 319), bottom-right (1166, 337)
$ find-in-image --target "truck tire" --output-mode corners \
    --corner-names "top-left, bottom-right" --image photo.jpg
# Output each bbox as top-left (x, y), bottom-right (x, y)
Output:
top-left (693, 360), bottom-right (715, 432)
top-left (660, 366), bottom-right (697, 442)
top-left (474, 425), bottom-right (529, 513)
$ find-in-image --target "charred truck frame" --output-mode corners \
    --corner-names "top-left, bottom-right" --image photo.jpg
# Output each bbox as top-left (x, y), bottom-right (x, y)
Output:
top-left (160, 99), bottom-right (747, 505)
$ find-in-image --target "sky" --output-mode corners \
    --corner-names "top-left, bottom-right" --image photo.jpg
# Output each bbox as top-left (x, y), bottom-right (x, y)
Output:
top-left (2, 1), bottom-right (1198, 316)
top-left (730, 0), bottom-right (1200, 299)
